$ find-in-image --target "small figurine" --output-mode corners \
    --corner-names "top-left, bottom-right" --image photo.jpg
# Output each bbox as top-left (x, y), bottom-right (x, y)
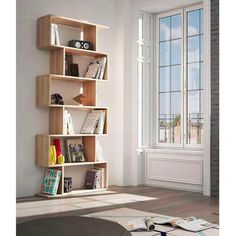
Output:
top-left (51, 93), bottom-right (64, 105)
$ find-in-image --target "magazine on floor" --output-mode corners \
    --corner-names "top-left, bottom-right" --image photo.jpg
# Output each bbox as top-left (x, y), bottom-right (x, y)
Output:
top-left (151, 215), bottom-right (217, 232)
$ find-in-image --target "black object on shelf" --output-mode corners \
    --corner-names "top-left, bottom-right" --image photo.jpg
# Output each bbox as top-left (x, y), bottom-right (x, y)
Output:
top-left (70, 63), bottom-right (79, 77)
top-left (51, 93), bottom-right (64, 105)
top-left (64, 177), bottom-right (72, 193)
top-left (69, 40), bottom-right (92, 50)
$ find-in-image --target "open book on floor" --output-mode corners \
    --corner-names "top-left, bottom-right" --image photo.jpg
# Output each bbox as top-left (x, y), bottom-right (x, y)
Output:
top-left (151, 215), bottom-right (217, 232)
top-left (118, 218), bottom-right (155, 232)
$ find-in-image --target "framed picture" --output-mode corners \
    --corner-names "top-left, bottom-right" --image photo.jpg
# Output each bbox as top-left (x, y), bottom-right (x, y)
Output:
top-left (65, 138), bottom-right (86, 162)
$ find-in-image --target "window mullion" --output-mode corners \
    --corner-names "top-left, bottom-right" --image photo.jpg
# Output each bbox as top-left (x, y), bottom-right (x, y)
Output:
top-left (183, 8), bottom-right (187, 148)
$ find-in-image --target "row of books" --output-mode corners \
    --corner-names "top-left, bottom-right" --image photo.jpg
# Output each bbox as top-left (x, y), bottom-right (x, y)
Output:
top-left (41, 167), bottom-right (106, 196)
top-left (64, 109), bottom-right (106, 135)
top-left (84, 168), bottom-right (106, 189)
top-left (84, 57), bottom-right (107, 80)
top-left (81, 110), bottom-right (106, 134)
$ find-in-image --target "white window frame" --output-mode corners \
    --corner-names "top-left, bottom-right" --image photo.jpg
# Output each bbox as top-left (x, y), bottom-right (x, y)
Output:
top-left (155, 4), bottom-right (204, 150)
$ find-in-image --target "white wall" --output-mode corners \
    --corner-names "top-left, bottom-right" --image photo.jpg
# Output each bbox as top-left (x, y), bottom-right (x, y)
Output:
top-left (16, 0), bottom-right (129, 197)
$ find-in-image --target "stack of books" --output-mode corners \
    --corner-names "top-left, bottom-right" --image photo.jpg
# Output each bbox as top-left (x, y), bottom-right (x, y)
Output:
top-left (82, 110), bottom-right (106, 134)
top-left (84, 168), bottom-right (105, 189)
top-left (85, 57), bottom-right (107, 80)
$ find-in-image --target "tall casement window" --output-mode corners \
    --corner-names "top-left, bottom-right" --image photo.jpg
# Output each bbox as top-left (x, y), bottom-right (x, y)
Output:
top-left (156, 6), bottom-right (203, 148)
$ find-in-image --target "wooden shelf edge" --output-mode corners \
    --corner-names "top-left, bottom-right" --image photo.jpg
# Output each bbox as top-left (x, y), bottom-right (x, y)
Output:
top-left (44, 161), bottom-right (108, 168)
top-left (36, 188), bottom-right (108, 198)
top-left (49, 74), bottom-right (108, 82)
top-left (39, 14), bottom-right (109, 30)
top-left (48, 134), bottom-right (108, 137)
top-left (50, 45), bottom-right (108, 56)
top-left (50, 105), bottom-right (108, 109)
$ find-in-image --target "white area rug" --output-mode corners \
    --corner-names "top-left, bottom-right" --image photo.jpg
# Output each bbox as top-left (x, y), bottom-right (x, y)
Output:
top-left (85, 208), bottom-right (219, 236)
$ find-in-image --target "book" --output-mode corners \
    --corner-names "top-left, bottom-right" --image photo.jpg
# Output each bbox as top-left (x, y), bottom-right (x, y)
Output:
top-left (64, 110), bottom-right (75, 135)
top-left (93, 167), bottom-right (105, 188)
top-left (84, 57), bottom-right (106, 79)
top-left (84, 61), bottom-right (100, 78)
top-left (92, 110), bottom-right (106, 134)
top-left (151, 215), bottom-right (217, 232)
top-left (81, 111), bottom-right (101, 134)
top-left (51, 23), bottom-right (60, 45)
top-left (119, 218), bottom-right (155, 232)
top-left (65, 138), bottom-right (85, 162)
top-left (98, 57), bottom-right (107, 80)
top-left (84, 170), bottom-right (97, 189)
top-left (41, 169), bottom-right (61, 195)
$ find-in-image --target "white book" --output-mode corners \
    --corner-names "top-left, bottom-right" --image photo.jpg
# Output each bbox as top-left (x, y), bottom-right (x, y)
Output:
top-left (67, 112), bottom-right (75, 134)
top-left (98, 57), bottom-right (107, 80)
top-left (92, 110), bottom-right (105, 134)
top-left (51, 23), bottom-right (56, 45)
top-left (64, 110), bottom-right (68, 134)
top-left (54, 24), bottom-right (60, 45)
top-left (94, 167), bottom-right (105, 188)
top-left (81, 112), bottom-right (101, 134)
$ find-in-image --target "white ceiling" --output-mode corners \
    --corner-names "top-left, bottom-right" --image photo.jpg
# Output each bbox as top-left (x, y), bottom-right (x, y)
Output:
top-left (132, 0), bottom-right (202, 13)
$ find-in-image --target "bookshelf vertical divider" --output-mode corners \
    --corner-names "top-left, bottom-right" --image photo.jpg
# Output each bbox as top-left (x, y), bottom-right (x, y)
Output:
top-left (36, 15), bottom-right (109, 198)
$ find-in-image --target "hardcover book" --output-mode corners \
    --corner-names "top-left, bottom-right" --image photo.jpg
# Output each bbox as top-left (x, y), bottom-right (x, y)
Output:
top-left (84, 170), bottom-right (97, 189)
top-left (41, 169), bottom-right (61, 195)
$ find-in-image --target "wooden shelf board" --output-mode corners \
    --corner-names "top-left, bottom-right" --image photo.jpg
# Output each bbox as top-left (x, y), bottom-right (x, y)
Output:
top-left (50, 105), bottom-right (108, 109)
top-left (50, 45), bottom-right (108, 57)
top-left (49, 74), bottom-right (108, 82)
top-left (37, 188), bottom-right (108, 198)
top-left (49, 134), bottom-right (108, 138)
top-left (50, 15), bottom-right (109, 30)
top-left (48, 161), bottom-right (107, 168)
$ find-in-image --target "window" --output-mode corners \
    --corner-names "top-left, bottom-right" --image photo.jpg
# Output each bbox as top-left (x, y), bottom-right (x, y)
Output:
top-left (156, 7), bottom-right (203, 147)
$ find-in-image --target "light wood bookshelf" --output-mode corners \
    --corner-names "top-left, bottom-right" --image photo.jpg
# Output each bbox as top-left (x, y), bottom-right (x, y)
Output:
top-left (36, 14), bottom-right (109, 198)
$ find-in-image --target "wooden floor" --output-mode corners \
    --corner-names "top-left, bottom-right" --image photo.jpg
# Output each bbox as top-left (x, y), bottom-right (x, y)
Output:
top-left (16, 185), bottom-right (219, 224)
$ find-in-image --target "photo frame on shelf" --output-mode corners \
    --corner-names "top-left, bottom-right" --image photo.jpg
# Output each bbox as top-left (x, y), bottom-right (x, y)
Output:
top-left (65, 54), bottom-right (73, 76)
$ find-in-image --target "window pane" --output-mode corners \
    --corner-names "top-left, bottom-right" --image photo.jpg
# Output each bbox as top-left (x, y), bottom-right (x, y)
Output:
top-left (171, 92), bottom-right (181, 114)
top-left (200, 62), bottom-right (203, 89)
top-left (188, 90), bottom-right (200, 114)
top-left (200, 9), bottom-right (203, 34)
top-left (188, 63), bottom-right (200, 90)
top-left (188, 36), bottom-right (200, 63)
top-left (171, 39), bottom-right (181, 65)
top-left (159, 119), bottom-right (170, 143)
top-left (200, 35), bottom-right (203, 61)
top-left (160, 17), bottom-right (170, 41)
top-left (160, 41), bottom-right (170, 66)
top-left (160, 92), bottom-right (170, 115)
top-left (187, 10), bottom-right (200, 36)
top-left (171, 65), bottom-right (181, 91)
top-left (171, 14), bottom-right (181, 39)
top-left (187, 118), bottom-right (203, 144)
top-left (160, 67), bottom-right (170, 92)
top-left (138, 14), bottom-right (143, 40)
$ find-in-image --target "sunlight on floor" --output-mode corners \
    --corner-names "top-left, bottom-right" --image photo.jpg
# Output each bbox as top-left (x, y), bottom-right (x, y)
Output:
top-left (16, 193), bottom-right (156, 218)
